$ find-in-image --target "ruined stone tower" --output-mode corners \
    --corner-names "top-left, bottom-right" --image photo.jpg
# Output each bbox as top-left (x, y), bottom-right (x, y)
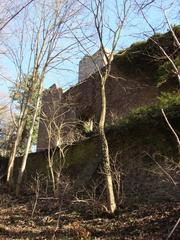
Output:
top-left (37, 84), bottom-right (63, 151)
top-left (79, 48), bottom-right (112, 83)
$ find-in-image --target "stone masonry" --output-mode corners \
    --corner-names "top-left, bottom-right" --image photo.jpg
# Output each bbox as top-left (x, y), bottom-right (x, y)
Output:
top-left (79, 48), bottom-right (112, 83)
top-left (37, 52), bottom-right (159, 151)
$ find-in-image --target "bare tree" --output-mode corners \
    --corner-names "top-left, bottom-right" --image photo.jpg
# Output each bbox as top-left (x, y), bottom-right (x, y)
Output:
top-left (74, 0), bottom-right (132, 213)
top-left (42, 102), bottom-right (69, 196)
top-left (40, 93), bottom-right (84, 196)
top-left (2, 0), bottom-right (83, 187)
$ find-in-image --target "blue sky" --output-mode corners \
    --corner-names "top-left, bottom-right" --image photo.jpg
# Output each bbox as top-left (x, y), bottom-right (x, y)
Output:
top-left (0, 0), bottom-right (179, 98)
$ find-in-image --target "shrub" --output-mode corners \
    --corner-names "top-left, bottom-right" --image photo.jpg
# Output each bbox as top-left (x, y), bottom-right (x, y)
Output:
top-left (110, 91), bottom-right (180, 131)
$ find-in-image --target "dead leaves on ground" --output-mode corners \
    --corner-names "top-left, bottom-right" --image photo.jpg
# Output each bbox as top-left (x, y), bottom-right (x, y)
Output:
top-left (0, 193), bottom-right (179, 239)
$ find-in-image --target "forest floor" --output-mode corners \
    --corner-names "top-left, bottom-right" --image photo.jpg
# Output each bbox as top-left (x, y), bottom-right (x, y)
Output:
top-left (0, 187), bottom-right (179, 240)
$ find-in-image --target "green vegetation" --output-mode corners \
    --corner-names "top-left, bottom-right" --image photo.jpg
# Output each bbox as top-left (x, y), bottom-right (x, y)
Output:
top-left (114, 26), bottom-right (180, 86)
top-left (110, 91), bottom-right (180, 131)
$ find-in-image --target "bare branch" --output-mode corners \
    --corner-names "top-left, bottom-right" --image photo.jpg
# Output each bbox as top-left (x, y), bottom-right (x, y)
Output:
top-left (161, 108), bottom-right (180, 152)
top-left (0, 0), bottom-right (35, 32)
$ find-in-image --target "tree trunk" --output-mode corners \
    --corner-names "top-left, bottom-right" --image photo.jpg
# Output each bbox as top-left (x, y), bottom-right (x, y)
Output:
top-left (6, 105), bottom-right (29, 185)
top-left (16, 84), bottom-right (42, 194)
top-left (99, 78), bottom-right (116, 214)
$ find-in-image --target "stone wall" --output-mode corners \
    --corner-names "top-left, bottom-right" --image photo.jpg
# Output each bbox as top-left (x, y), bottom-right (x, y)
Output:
top-left (37, 62), bottom-right (159, 151)
top-left (64, 117), bottom-right (180, 204)
top-left (2, 115), bottom-right (179, 205)
top-left (37, 84), bottom-right (63, 151)
top-left (65, 64), bottom-right (159, 123)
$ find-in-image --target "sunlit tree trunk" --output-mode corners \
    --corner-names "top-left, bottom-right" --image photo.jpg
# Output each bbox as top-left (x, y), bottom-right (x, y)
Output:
top-left (99, 74), bottom-right (116, 213)
top-left (6, 103), bottom-right (30, 185)
top-left (16, 82), bottom-right (43, 194)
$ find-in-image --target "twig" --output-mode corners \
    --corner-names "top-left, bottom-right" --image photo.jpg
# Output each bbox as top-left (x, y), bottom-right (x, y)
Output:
top-left (145, 152), bottom-right (177, 186)
top-left (167, 218), bottom-right (180, 240)
top-left (0, 0), bottom-right (35, 32)
top-left (39, 197), bottom-right (59, 200)
top-left (161, 109), bottom-right (180, 152)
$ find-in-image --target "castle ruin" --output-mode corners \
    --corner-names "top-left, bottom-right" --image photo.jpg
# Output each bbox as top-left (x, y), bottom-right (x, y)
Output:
top-left (79, 48), bottom-right (112, 83)
top-left (37, 50), bottom-right (159, 151)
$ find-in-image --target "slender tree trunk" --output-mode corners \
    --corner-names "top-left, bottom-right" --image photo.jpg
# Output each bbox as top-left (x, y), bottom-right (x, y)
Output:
top-left (48, 146), bottom-right (56, 196)
top-left (178, 74), bottom-right (180, 85)
top-left (6, 105), bottom-right (29, 185)
top-left (16, 84), bottom-right (43, 194)
top-left (99, 76), bottom-right (116, 214)
top-left (6, 77), bottom-right (35, 186)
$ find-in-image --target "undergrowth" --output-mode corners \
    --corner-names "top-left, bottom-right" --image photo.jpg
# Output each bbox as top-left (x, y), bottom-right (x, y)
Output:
top-left (109, 91), bottom-right (180, 131)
